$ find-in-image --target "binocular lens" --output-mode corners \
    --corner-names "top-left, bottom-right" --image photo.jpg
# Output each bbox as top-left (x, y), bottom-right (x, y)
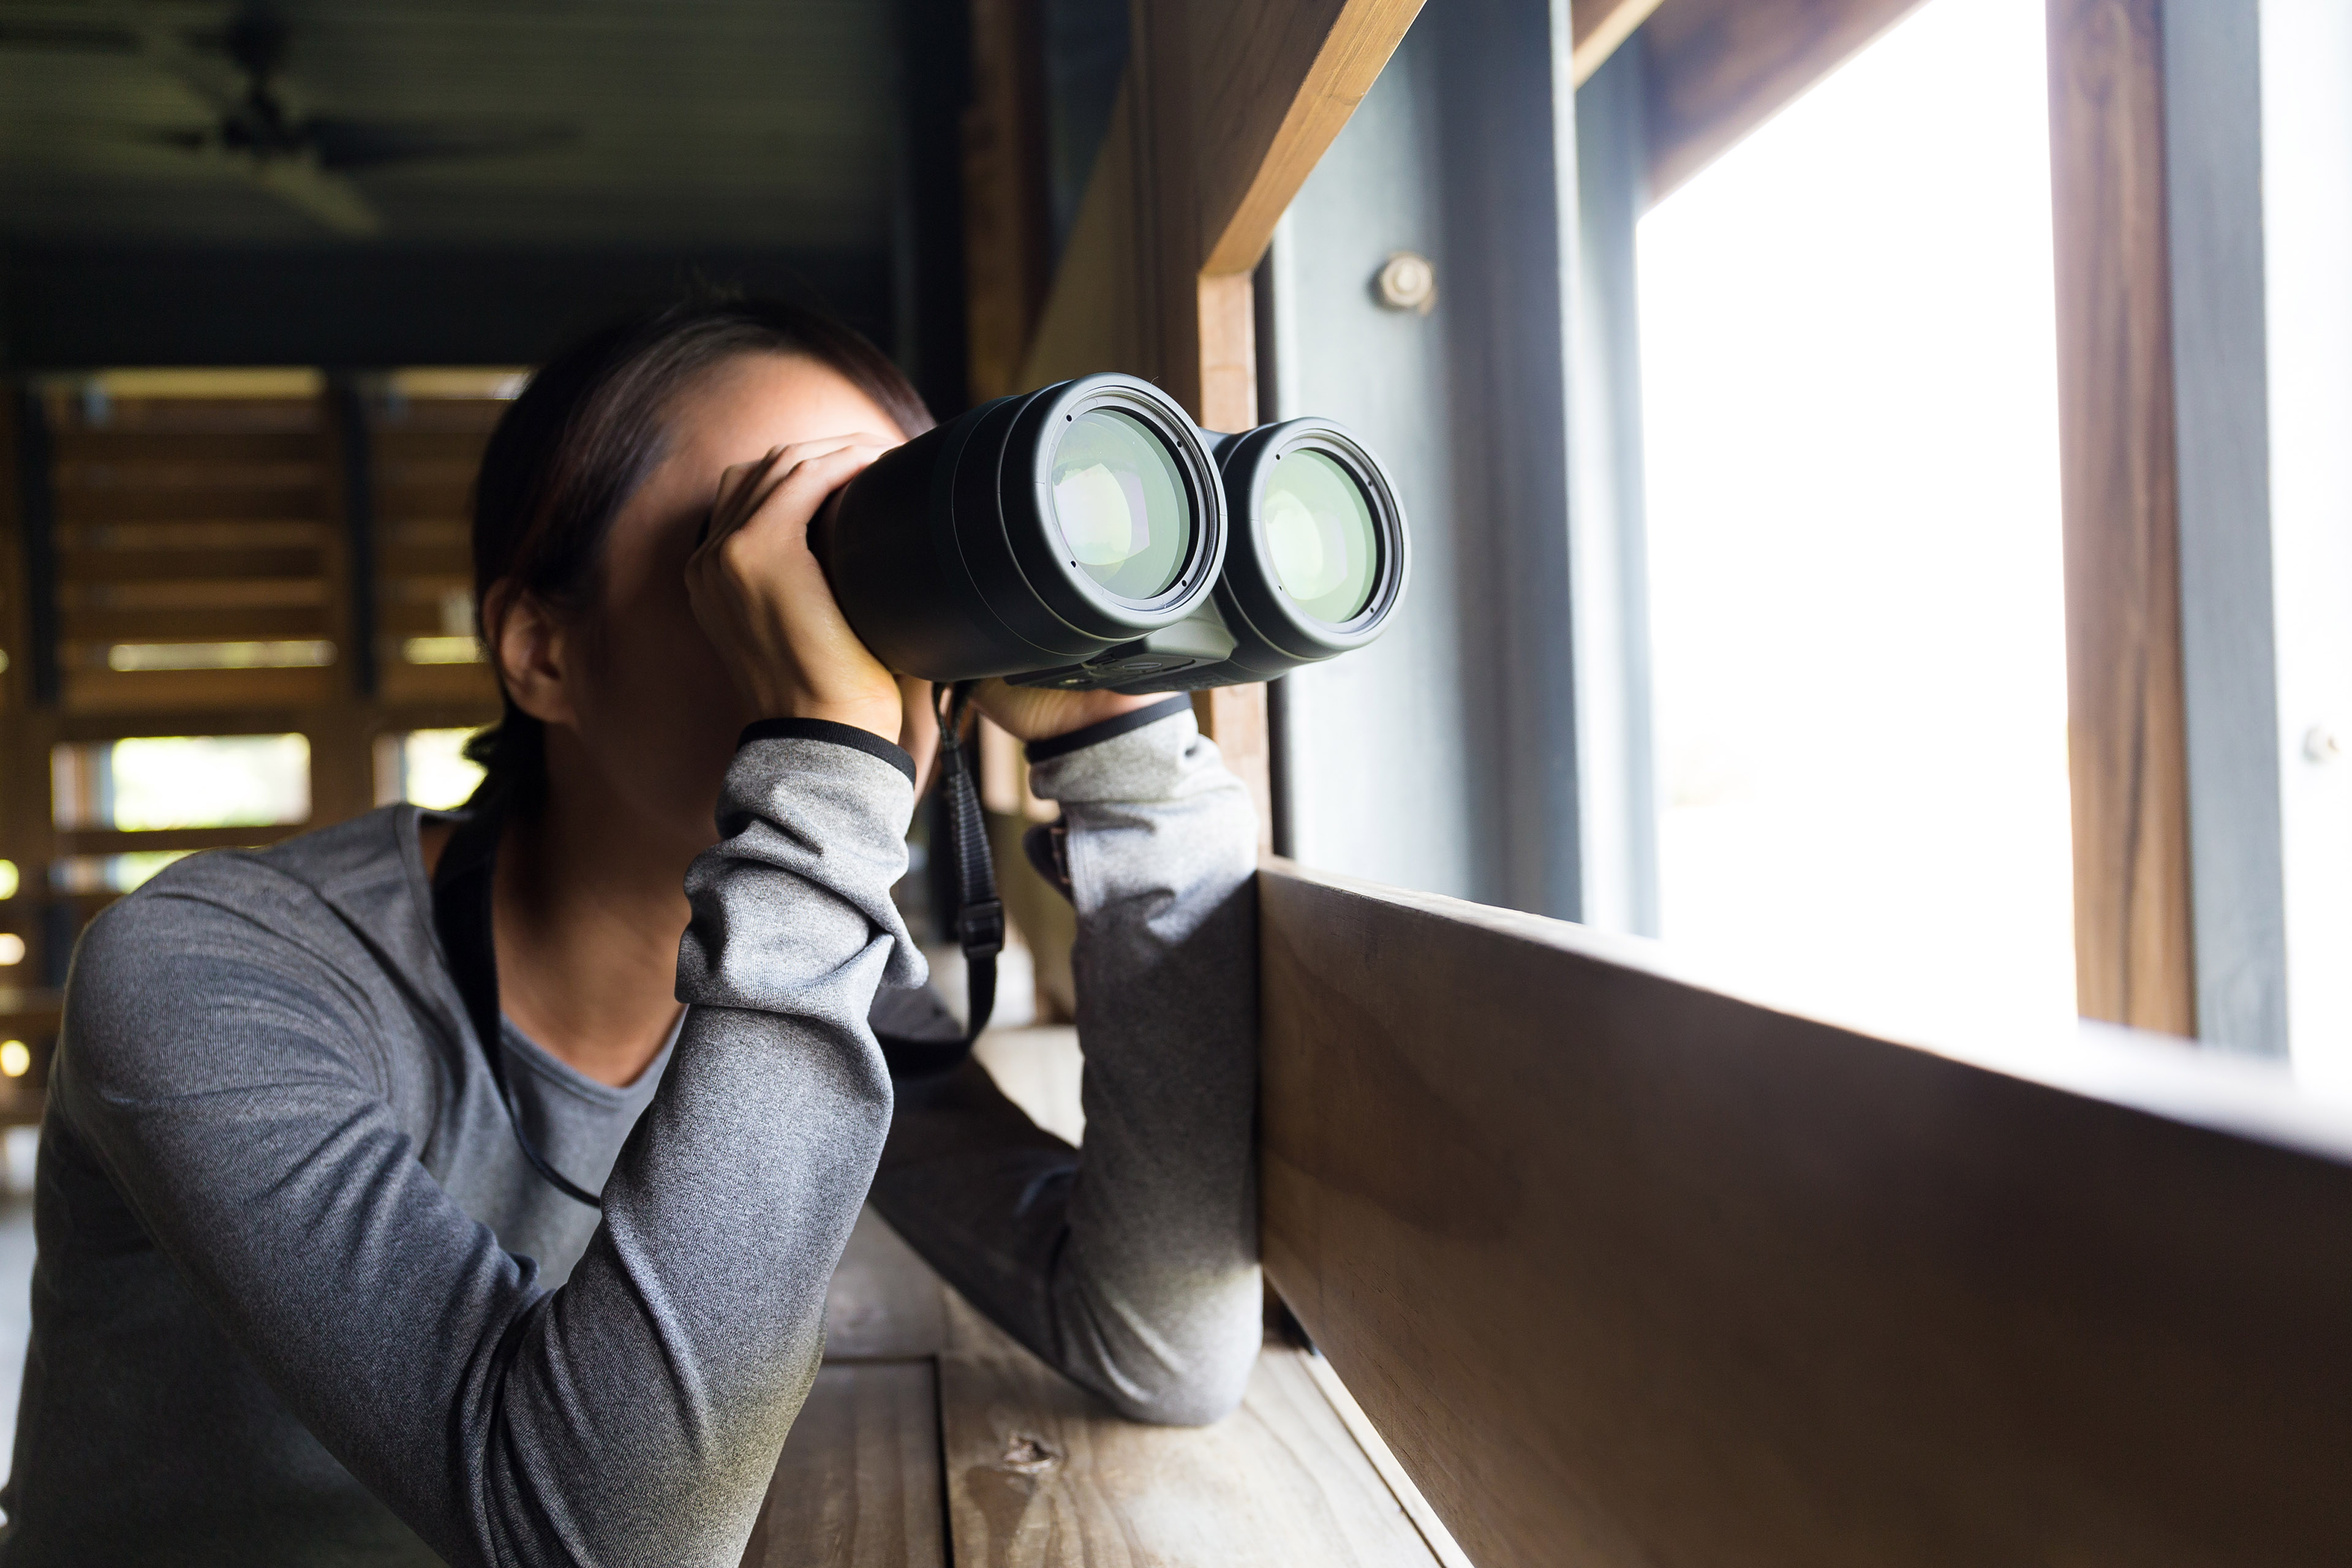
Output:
top-left (1262, 450), bottom-right (1380, 624)
top-left (1049, 409), bottom-right (1192, 600)
top-left (815, 373), bottom-right (1405, 692)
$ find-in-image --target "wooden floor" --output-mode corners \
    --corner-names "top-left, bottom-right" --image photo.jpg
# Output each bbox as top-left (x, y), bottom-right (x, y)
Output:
top-left (747, 1210), bottom-right (1449, 1568)
top-left (745, 1028), bottom-right (1453, 1568)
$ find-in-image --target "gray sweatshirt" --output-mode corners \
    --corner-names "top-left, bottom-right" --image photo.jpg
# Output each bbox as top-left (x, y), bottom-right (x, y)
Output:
top-left (0, 706), bottom-right (1261, 1566)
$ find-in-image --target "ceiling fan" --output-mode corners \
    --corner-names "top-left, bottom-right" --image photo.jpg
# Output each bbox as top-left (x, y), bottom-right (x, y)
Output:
top-left (10, 2), bottom-right (575, 236)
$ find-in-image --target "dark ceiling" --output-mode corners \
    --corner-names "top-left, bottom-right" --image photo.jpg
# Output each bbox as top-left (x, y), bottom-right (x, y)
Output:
top-left (0, 0), bottom-right (967, 390)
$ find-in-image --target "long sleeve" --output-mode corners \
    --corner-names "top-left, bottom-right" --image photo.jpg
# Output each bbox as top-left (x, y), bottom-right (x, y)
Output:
top-left (48, 732), bottom-right (922, 1568)
top-left (870, 703), bottom-right (1263, 1424)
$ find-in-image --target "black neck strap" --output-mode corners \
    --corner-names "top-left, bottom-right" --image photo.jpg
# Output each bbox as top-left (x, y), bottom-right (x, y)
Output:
top-left (873, 680), bottom-right (1001, 1076)
top-left (429, 796), bottom-right (605, 1210)
top-left (429, 687), bottom-right (1006, 1207)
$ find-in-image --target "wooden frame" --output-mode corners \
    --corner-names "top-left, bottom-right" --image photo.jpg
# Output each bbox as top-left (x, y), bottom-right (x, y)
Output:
top-left (1261, 858), bottom-right (2352, 1568)
top-left (1004, 0), bottom-right (1427, 839)
top-left (1564, 0), bottom-right (2207, 1035)
top-left (2046, 0), bottom-right (2198, 1035)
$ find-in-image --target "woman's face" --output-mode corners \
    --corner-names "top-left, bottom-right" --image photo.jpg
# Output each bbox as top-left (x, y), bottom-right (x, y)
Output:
top-left (541, 352), bottom-right (911, 855)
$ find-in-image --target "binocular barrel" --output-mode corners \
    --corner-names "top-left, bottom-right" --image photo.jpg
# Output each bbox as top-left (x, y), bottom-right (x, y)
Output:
top-left (818, 372), bottom-right (1409, 692)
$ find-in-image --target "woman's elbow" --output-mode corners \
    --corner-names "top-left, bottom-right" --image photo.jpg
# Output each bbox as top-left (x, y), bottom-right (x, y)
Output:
top-left (1089, 1287), bottom-right (1264, 1427)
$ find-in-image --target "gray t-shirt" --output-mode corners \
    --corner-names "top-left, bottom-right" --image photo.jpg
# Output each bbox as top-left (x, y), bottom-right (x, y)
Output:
top-left (472, 1017), bottom-right (676, 1291)
top-left (0, 709), bottom-right (1261, 1566)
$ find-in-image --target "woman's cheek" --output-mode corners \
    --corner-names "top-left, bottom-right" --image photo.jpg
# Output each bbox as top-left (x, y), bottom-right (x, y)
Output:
top-left (587, 613), bottom-right (748, 837)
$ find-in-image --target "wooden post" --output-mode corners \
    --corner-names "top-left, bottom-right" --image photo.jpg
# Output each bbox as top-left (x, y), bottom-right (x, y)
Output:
top-left (2046, 0), bottom-right (2196, 1035)
top-left (1009, 0), bottom-right (1423, 840)
top-left (962, 0), bottom-right (1055, 403)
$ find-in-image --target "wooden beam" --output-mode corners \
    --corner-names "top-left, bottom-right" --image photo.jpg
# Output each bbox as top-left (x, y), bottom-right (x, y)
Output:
top-left (1570, 0), bottom-right (1667, 88)
top-left (1642, 0), bottom-right (1928, 200)
top-left (1186, 0), bottom-right (1430, 281)
top-left (2046, 0), bottom-right (2196, 1035)
top-left (1018, 1), bottom-right (1420, 839)
top-left (962, 0), bottom-right (1055, 403)
top-left (1259, 859), bottom-right (2352, 1568)
top-left (1022, 0), bottom-right (1425, 413)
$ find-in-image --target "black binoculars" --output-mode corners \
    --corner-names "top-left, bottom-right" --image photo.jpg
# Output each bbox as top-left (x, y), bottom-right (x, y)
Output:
top-left (815, 372), bottom-right (1409, 692)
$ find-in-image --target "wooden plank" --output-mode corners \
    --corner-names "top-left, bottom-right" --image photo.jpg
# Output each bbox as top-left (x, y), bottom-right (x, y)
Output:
top-left (962, 0), bottom-right (1055, 403)
top-left (375, 661), bottom-right (500, 709)
top-left (1642, 0), bottom-right (1928, 199)
top-left (56, 546), bottom-right (325, 584)
top-left (1295, 1352), bottom-right (1471, 1568)
top-left (380, 541), bottom-right (472, 578)
top-left (1257, 859), bottom-right (2352, 1568)
top-left (938, 1290), bottom-right (1439, 1568)
top-left (2046, 0), bottom-right (2196, 1036)
top-left (56, 521), bottom-right (325, 551)
top-left (824, 1207), bottom-right (949, 1362)
top-left (56, 823), bottom-right (304, 858)
top-left (48, 431), bottom-right (323, 466)
top-left (1182, 0), bottom-right (1429, 280)
top-left (61, 666), bottom-right (338, 713)
top-left (741, 1361), bottom-right (948, 1568)
top-left (58, 606), bottom-right (332, 643)
top-left (60, 579), bottom-right (327, 611)
top-left (50, 397), bottom-right (321, 437)
top-left (53, 487), bottom-right (325, 527)
top-left (1571, 0), bottom-right (1667, 87)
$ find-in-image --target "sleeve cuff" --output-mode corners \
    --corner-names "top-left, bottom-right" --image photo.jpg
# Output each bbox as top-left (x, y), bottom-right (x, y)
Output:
top-left (737, 717), bottom-right (916, 784)
top-left (1023, 695), bottom-right (1193, 763)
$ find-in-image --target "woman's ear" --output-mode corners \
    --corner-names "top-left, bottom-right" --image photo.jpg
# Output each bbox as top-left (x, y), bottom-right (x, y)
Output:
top-left (484, 579), bottom-right (579, 729)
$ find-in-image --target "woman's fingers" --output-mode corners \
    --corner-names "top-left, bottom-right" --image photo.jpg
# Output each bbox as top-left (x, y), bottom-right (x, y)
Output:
top-left (685, 436), bottom-right (903, 739)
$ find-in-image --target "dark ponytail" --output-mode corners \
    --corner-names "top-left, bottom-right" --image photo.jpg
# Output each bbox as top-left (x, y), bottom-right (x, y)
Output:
top-left (463, 295), bottom-right (935, 813)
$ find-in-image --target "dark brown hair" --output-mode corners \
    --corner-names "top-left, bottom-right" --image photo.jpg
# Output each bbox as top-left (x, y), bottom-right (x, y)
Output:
top-left (464, 295), bottom-right (935, 811)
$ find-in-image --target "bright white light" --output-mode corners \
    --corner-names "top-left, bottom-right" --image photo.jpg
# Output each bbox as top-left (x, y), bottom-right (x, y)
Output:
top-left (1637, 0), bottom-right (2076, 1035)
top-left (398, 729), bottom-right (487, 812)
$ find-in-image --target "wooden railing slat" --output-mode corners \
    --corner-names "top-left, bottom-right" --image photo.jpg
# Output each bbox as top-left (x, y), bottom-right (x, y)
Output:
top-left (1257, 859), bottom-right (2352, 1568)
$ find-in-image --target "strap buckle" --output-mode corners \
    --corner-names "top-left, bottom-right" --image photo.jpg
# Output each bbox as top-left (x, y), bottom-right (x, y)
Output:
top-left (956, 896), bottom-right (1005, 959)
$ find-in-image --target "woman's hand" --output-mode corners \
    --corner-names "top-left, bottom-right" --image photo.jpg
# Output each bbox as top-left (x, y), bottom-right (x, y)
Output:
top-left (970, 680), bottom-right (1166, 744)
top-left (686, 438), bottom-right (903, 741)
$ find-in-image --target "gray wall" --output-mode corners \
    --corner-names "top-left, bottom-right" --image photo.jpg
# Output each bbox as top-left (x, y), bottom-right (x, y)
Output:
top-left (1271, 0), bottom-right (1655, 927)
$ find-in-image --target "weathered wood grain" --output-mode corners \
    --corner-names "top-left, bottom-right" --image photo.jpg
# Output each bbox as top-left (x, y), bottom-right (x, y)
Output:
top-left (742, 1361), bottom-right (948, 1568)
top-left (938, 1287), bottom-right (1438, 1568)
top-left (2046, 0), bottom-right (2196, 1036)
top-left (1259, 858), bottom-right (2352, 1568)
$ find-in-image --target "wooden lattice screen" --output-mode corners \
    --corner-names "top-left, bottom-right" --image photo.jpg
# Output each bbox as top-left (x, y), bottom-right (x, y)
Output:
top-left (0, 377), bottom-right (509, 1125)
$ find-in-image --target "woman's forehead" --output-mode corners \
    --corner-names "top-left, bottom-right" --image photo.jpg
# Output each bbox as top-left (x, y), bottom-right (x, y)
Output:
top-left (665, 353), bottom-right (904, 461)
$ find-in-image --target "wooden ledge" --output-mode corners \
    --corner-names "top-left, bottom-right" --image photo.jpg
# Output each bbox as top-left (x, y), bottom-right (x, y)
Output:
top-left (745, 1205), bottom-right (1449, 1567)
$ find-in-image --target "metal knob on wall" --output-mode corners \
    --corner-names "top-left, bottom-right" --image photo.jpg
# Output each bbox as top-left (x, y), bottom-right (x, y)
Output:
top-left (1374, 251), bottom-right (1437, 314)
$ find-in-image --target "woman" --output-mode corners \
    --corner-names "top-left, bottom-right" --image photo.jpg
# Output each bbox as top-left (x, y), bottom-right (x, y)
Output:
top-left (1, 300), bottom-right (1262, 1564)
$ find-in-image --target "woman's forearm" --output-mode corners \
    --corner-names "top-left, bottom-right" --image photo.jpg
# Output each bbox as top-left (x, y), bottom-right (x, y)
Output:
top-left (872, 706), bottom-right (1263, 1423)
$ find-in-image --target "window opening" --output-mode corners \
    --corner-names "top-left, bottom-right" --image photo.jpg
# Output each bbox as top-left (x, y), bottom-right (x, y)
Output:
top-left (1635, 0), bottom-right (2074, 1031)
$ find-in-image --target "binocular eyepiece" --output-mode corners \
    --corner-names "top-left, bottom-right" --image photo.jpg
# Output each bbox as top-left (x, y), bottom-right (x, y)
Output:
top-left (816, 372), bottom-right (1409, 692)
